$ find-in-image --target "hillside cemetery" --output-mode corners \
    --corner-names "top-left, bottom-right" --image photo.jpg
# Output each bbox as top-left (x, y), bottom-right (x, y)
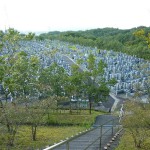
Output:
top-left (1, 39), bottom-right (150, 101)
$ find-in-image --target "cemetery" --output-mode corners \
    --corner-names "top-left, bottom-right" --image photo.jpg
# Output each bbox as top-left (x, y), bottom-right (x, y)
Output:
top-left (11, 39), bottom-right (150, 102)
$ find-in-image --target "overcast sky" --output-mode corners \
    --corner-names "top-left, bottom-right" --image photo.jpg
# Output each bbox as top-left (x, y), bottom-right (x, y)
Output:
top-left (0, 0), bottom-right (150, 33)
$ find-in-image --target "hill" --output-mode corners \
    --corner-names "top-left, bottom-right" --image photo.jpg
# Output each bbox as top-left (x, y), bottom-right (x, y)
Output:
top-left (37, 26), bottom-right (150, 60)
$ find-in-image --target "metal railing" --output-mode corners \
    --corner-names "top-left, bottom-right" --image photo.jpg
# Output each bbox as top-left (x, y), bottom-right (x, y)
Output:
top-left (43, 117), bottom-right (123, 150)
top-left (84, 117), bottom-right (122, 150)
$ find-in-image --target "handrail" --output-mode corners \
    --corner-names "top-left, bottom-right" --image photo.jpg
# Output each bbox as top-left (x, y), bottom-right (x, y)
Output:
top-left (84, 117), bottom-right (120, 150)
top-left (84, 126), bottom-right (113, 150)
top-left (43, 116), bottom-right (121, 150)
top-left (43, 127), bottom-right (95, 150)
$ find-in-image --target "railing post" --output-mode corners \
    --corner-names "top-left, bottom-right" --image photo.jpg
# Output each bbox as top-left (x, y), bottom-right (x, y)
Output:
top-left (66, 141), bottom-right (69, 150)
top-left (117, 122), bottom-right (120, 133)
top-left (99, 125), bottom-right (103, 150)
top-left (112, 119), bottom-right (114, 136)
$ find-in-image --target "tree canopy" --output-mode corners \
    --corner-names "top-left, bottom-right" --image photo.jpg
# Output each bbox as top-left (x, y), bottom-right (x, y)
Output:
top-left (37, 26), bottom-right (150, 60)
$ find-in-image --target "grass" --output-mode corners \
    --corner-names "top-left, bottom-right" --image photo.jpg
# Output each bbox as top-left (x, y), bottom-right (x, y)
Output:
top-left (0, 110), bottom-right (104, 150)
top-left (11, 126), bottom-right (87, 150)
top-left (46, 110), bottom-right (103, 126)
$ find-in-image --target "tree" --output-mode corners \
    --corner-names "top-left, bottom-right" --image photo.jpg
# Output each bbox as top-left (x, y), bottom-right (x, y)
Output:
top-left (39, 27), bottom-right (150, 60)
top-left (0, 101), bottom-right (25, 148)
top-left (133, 29), bottom-right (150, 60)
top-left (24, 100), bottom-right (46, 141)
top-left (0, 52), bottom-right (41, 145)
top-left (82, 54), bottom-right (116, 114)
top-left (39, 62), bottom-right (68, 110)
top-left (0, 29), bottom-right (28, 148)
top-left (120, 29), bottom-right (150, 149)
top-left (65, 64), bottom-right (85, 113)
top-left (0, 28), bottom-right (39, 148)
top-left (132, 29), bottom-right (150, 102)
top-left (122, 100), bottom-right (150, 149)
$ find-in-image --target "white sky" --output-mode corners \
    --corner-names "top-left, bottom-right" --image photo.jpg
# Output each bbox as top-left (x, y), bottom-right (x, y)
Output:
top-left (0, 0), bottom-right (150, 33)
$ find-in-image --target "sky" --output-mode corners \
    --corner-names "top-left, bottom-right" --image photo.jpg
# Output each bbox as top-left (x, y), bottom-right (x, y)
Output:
top-left (0, 0), bottom-right (150, 33)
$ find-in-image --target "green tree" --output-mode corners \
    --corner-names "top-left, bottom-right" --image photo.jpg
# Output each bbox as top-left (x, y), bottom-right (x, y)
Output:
top-left (82, 54), bottom-right (116, 114)
top-left (0, 30), bottom-right (29, 148)
top-left (65, 64), bottom-right (85, 113)
top-left (0, 28), bottom-right (40, 148)
top-left (24, 100), bottom-right (46, 141)
top-left (39, 62), bottom-right (68, 110)
top-left (118, 29), bottom-right (150, 150)
top-left (122, 100), bottom-right (150, 149)
top-left (133, 29), bottom-right (150, 59)
top-left (0, 101), bottom-right (25, 148)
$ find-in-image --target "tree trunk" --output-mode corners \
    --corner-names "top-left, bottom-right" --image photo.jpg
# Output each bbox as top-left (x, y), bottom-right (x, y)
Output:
top-left (5, 94), bottom-right (8, 103)
top-left (89, 100), bottom-right (92, 114)
top-left (0, 100), bottom-right (11, 132)
top-left (56, 96), bottom-right (59, 113)
top-left (7, 127), bottom-right (17, 147)
top-left (88, 95), bottom-right (92, 115)
top-left (47, 112), bottom-right (50, 125)
top-left (32, 125), bottom-right (37, 141)
top-left (69, 98), bottom-right (72, 114)
top-left (47, 112), bottom-right (50, 120)
top-left (0, 99), bottom-right (18, 148)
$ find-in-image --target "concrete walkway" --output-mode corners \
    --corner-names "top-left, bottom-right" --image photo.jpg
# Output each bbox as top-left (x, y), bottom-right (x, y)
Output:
top-left (109, 93), bottom-right (120, 112)
top-left (44, 115), bottom-right (121, 150)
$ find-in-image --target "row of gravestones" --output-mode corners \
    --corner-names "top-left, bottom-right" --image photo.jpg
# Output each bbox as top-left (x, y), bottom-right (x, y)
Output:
top-left (0, 40), bottom-right (150, 99)
top-left (19, 40), bottom-right (150, 98)
top-left (62, 44), bottom-right (150, 98)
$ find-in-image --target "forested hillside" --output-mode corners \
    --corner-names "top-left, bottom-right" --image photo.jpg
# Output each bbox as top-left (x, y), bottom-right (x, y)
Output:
top-left (37, 26), bottom-right (150, 60)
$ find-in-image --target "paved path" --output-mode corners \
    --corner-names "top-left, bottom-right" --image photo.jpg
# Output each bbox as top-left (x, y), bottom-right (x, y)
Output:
top-left (44, 115), bottom-right (121, 150)
top-left (109, 93), bottom-right (120, 112)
